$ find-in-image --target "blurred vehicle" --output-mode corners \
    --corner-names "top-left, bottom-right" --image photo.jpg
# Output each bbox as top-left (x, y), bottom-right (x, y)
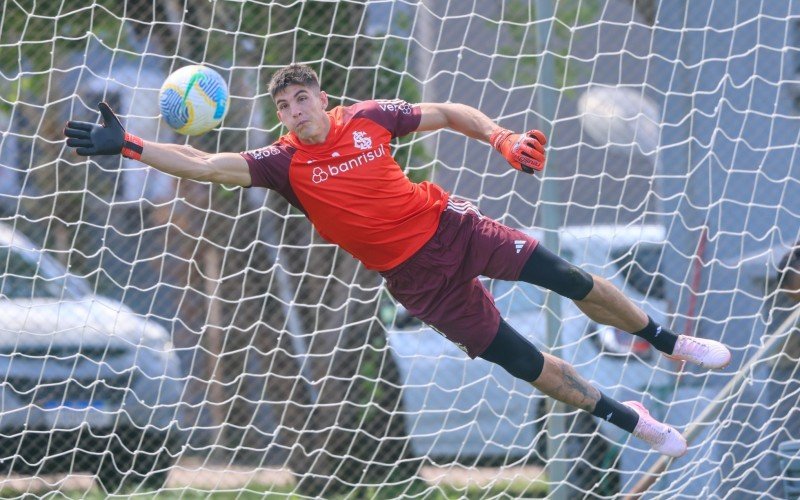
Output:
top-left (0, 222), bottom-right (186, 493)
top-left (382, 224), bottom-right (672, 493)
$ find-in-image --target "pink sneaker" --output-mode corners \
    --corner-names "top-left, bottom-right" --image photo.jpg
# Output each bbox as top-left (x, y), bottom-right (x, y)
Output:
top-left (623, 401), bottom-right (687, 458)
top-left (666, 335), bottom-right (732, 370)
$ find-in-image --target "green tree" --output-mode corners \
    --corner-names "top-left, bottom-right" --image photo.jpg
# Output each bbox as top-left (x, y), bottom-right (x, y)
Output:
top-left (493, 0), bottom-right (600, 97)
top-left (157, 1), bottom-right (423, 497)
top-left (238, 3), bottom-right (422, 496)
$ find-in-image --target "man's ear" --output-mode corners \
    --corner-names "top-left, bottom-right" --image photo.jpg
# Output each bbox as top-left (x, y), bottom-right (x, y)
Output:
top-left (319, 91), bottom-right (328, 109)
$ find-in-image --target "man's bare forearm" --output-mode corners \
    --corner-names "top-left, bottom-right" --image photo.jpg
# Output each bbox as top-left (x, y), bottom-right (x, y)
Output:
top-left (440, 103), bottom-right (497, 142)
top-left (417, 102), bottom-right (497, 142)
top-left (139, 141), bottom-right (215, 181)
top-left (138, 141), bottom-right (251, 186)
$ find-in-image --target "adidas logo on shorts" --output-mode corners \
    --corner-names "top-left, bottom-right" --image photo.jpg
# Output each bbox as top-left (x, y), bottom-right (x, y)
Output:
top-left (514, 240), bottom-right (526, 253)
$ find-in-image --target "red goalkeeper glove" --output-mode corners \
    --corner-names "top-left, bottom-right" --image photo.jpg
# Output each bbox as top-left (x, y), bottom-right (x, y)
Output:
top-left (64, 102), bottom-right (144, 160)
top-left (490, 128), bottom-right (547, 174)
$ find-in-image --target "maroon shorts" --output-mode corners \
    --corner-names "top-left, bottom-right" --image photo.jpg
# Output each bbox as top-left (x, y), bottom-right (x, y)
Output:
top-left (380, 198), bottom-right (539, 358)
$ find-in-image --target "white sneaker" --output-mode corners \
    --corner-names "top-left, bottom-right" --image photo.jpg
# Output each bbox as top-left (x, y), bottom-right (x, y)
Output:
top-left (623, 401), bottom-right (687, 458)
top-left (666, 335), bottom-right (732, 370)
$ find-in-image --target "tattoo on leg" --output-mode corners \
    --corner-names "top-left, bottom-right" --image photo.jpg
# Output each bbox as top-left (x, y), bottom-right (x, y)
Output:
top-left (531, 354), bottom-right (602, 413)
top-left (536, 356), bottom-right (600, 412)
top-left (556, 359), bottom-right (600, 412)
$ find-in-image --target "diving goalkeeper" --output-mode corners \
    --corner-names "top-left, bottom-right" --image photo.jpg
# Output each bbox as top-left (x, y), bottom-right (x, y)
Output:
top-left (63, 63), bottom-right (731, 457)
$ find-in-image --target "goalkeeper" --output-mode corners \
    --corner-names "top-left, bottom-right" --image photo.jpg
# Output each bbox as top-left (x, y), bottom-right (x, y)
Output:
top-left (64, 63), bottom-right (731, 458)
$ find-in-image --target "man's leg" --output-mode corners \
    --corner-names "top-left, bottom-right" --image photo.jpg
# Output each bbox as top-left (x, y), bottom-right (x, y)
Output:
top-left (573, 275), bottom-right (646, 331)
top-left (479, 320), bottom-right (687, 457)
top-left (576, 273), bottom-right (731, 368)
top-left (518, 244), bottom-right (731, 369)
top-left (575, 274), bottom-right (676, 352)
top-left (533, 351), bottom-right (599, 412)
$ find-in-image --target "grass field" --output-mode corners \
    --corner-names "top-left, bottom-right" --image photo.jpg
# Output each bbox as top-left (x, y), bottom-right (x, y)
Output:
top-left (0, 482), bottom-right (549, 499)
top-left (0, 465), bottom-right (549, 499)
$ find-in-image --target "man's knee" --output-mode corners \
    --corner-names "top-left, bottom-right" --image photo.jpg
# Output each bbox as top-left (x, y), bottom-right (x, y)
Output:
top-left (479, 320), bottom-right (545, 382)
top-left (519, 245), bottom-right (594, 300)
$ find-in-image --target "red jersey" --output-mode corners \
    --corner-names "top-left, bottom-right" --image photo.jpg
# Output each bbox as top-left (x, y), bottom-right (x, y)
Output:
top-left (241, 100), bottom-right (449, 271)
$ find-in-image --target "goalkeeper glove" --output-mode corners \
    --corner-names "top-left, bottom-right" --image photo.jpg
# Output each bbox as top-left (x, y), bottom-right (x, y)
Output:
top-left (490, 128), bottom-right (547, 174)
top-left (64, 102), bottom-right (144, 160)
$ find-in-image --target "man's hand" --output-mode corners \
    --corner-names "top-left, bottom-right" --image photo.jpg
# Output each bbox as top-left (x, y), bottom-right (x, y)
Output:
top-left (490, 128), bottom-right (547, 174)
top-left (64, 102), bottom-right (143, 160)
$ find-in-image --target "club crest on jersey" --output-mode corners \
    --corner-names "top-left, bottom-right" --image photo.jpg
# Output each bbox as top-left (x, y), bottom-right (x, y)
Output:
top-left (353, 131), bottom-right (372, 150)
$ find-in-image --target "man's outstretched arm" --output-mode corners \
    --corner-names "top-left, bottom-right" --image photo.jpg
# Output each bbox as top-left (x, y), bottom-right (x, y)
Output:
top-left (415, 102), bottom-right (547, 173)
top-left (64, 102), bottom-right (252, 187)
top-left (138, 143), bottom-right (252, 187)
top-left (416, 102), bottom-right (497, 141)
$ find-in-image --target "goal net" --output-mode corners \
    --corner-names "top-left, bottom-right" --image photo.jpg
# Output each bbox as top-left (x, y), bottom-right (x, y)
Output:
top-left (1, 0), bottom-right (798, 497)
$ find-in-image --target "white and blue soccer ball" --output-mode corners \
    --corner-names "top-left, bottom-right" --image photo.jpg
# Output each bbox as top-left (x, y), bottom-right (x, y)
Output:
top-left (159, 65), bottom-right (230, 136)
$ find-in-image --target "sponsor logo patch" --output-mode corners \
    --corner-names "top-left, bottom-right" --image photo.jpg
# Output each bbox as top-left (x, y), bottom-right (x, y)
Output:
top-left (311, 167), bottom-right (328, 184)
top-left (309, 144), bottom-right (386, 184)
top-left (248, 146), bottom-right (280, 159)
top-left (376, 99), bottom-right (413, 115)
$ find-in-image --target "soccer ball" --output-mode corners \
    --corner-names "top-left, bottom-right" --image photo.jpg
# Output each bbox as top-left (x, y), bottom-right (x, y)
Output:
top-left (159, 65), bottom-right (230, 136)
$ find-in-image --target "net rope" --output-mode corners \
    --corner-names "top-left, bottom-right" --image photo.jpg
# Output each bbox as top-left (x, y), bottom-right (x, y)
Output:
top-left (0, 1), bottom-right (798, 497)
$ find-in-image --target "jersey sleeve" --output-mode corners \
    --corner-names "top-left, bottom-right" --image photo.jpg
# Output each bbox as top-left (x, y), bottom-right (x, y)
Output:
top-left (239, 142), bottom-right (294, 190)
top-left (238, 141), bottom-right (305, 213)
top-left (350, 99), bottom-right (422, 138)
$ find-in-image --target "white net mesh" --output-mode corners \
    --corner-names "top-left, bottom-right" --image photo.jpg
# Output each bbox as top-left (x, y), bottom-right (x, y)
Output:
top-left (1, 0), bottom-right (799, 497)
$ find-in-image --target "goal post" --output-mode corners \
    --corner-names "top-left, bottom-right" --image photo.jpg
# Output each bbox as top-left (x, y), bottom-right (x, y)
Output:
top-left (628, 307), bottom-right (800, 497)
top-left (0, 0), bottom-right (798, 497)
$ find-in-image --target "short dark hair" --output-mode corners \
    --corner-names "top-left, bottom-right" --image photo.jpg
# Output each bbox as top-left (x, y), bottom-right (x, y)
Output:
top-left (268, 64), bottom-right (320, 99)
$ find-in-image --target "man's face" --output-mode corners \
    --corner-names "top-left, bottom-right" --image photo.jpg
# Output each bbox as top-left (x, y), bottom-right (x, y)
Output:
top-left (274, 84), bottom-right (329, 144)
